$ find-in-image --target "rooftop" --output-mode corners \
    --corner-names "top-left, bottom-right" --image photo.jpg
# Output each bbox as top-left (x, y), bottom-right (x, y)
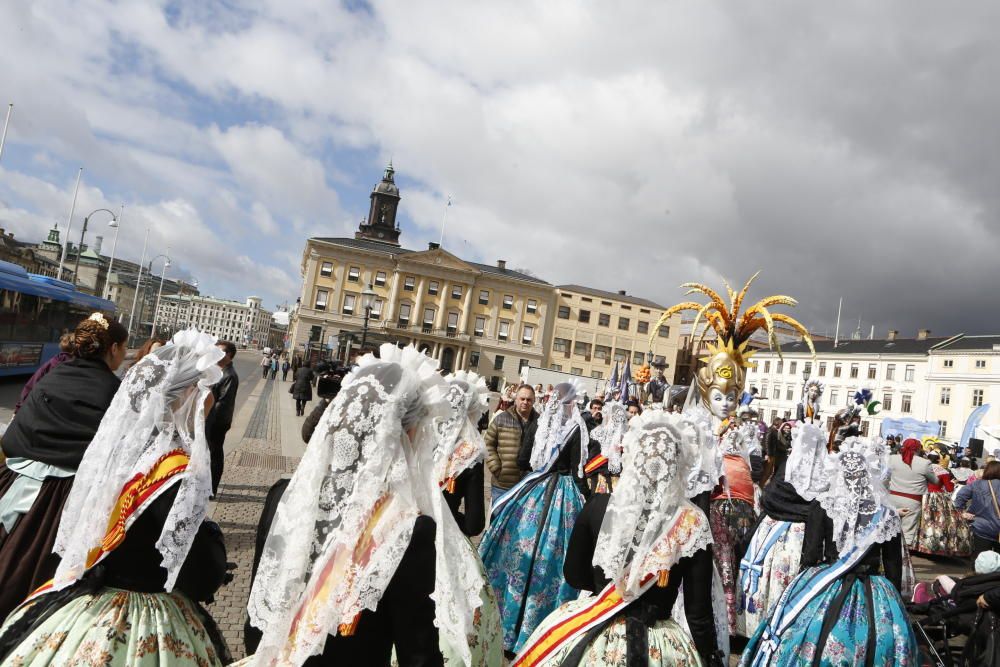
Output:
top-left (754, 337), bottom-right (951, 356)
top-left (556, 284), bottom-right (664, 310)
top-left (932, 334), bottom-right (1000, 352)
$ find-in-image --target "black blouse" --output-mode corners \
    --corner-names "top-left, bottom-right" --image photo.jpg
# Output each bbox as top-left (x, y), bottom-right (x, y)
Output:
top-left (443, 461), bottom-right (485, 537)
top-left (801, 502), bottom-right (904, 590)
top-left (563, 494), bottom-right (718, 663)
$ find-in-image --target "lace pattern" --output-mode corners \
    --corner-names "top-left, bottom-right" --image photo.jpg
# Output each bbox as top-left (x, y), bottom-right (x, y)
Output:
top-left (678, 403), bottom-right (723, 498)
top-left (591, 401), bottom-right (628, 474)
top-left (529, 380), bottom-right (589, 474)
top-left (53, 329), bottom-right (223, 591)
top-left (784, 422), bottom-right (833, 501)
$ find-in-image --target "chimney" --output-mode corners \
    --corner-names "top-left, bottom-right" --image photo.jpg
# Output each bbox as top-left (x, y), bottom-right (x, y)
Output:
top-left (94, 236), bottom-right (103, 256)
top-left (917, 329), bottom-right (931, 341)
top-left (497, 259), bottom-right (506, 270)
top-left (887, 329), bottom-right (899, 341)
top-left (618, 290), bottom-right (627, 296)
top-left (428, 241), bottom-right (440, 250)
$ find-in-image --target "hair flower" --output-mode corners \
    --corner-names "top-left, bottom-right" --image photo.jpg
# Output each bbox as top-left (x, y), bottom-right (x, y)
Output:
top-left (88, 312), bottom-right (110, 330)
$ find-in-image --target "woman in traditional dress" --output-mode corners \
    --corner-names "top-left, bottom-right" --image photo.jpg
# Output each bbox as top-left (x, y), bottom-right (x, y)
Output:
top-left (515, 411), bottom-right (724, 667)
top-left (0, 329), bottom-right (230, 665)
top-left (244, 345), bottom-right (454, 665)
top-left (738, 422), bottom-right (829, 638)
top-left (0, 313), bottom-right (128, 620)
top-left (586, 400), bottom-right (628, 495)
top-left (914, 451), bottom-right (973, 557)
top-left (479, 381), bottom-right (590, 656)
top-left (741, 438), bottom-right (920, 666)
top-left (888, 438), bottom-right (939, 547)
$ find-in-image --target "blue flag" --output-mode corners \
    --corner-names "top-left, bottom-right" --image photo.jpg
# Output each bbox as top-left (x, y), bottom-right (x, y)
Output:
top-left (961, 404), bottom-right (991, 450)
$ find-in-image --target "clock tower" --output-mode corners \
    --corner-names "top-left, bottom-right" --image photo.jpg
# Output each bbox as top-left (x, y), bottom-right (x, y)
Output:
top-left (356, 161), bottom-right (402, 246)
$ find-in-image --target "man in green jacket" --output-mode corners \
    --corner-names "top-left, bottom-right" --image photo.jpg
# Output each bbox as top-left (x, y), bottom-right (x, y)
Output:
top-left (485, 384), bottom-right (538, 504)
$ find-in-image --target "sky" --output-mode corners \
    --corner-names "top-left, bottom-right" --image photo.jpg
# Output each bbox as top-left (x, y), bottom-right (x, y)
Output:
top-left (1, 1), bottom-right (998, 336)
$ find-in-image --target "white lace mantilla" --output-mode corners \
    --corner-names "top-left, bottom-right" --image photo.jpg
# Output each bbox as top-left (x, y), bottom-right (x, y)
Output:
top-left (591, 401), bottom-right (628, 474)
top-left (784, 422), bottom-right (833, 501)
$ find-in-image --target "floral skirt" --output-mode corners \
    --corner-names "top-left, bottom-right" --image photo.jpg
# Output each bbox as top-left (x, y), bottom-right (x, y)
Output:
top-left (478, 472), bottom-right (584, 654)
top-left (913, 491), bottom-right (974, 557)
top-left (709, 497), bottom-right (757, 636)
top-left (740, 568), bottom-right (919, 667)
top-left (521, 597), bottom-right (702, 666)
top-left (0, 587), bottom-right (224, 666)
top-left (739, 517), bottom-right (806, 639)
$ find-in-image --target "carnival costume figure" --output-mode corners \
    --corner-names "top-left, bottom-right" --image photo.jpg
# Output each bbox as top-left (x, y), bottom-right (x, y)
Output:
top-left (515, 411), bottom-right (724, 667)
top-left (479, 381), bottom-right (590, 654)
top-left (244, 344), bottom-right (455, 665)
top-left (741, 437), bottom-right (920, 667)
top-left (737, 404), bottom-right (764, 484)
top-left (0, 330), bottom-right (231, 665)
top-left (739, 421), bottom-right (829, 639)
top-left (796, 378), bottom-right (824, 424)
top-left (587, 400), bottom-right (629, 495)
top-left (913, 451), bottom-right (973, 557)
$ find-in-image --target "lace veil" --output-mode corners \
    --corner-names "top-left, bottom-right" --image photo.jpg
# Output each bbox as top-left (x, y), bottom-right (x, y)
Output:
top-left (591, 400), bottom-right (628, 474)
top-left (592, 411), bottom-right (713, 600)
top-left (247, 344), bottom-right (447, 665)
top-left (529, 380), bottom-right (589, 474)
top-left (784, 422), bottom-right (833, 501)
top-left (818, 438), bottom-right (901, 555)
top-left (434, 370), bottom-right (489, 488)
top-left (52, 329), bottom-right (223, 591)
top-left (679, 394), bottom-right (723, 498)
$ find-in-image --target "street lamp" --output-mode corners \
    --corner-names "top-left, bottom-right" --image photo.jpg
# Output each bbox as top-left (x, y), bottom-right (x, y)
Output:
top-left (148, 254), bottom-right (171, 339)
top-left (171, 278), bottom-right (198, 336)
top-left (359, 282), bottom-right (377, 351)
top-left (102, 204), bottom-right (125, 300)
top-left (73, 208), bottom-right (118, 288)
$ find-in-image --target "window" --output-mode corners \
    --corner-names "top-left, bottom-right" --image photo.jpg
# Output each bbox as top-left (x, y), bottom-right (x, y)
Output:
top-left (347, 266), bottom-right (360, 282)
top-left (422, 307), bottom-right (435, 333)
top-left (658, 325), bottom-right (670, 338)
top-left (578, 310), bottom-right (591, 323)
top-left (789, 361), bottom-right (797, 375)
top-left (938, 421), bottom-right (948, 438)
top-left (594, 344), bottom-right (611, 361)
top-left (772, 385), bottom-right (781, 400)
top-left (474, 316), bottom-right (486, 337)
top-left (637, 321), bottom-right (649, 335)
top-left (777, 360), bottom-right (783, 374)
top-left (621, 305), bottom-right (631, 311)
top-left (904, 365), bottom-right (915, 382)
top-left (527, 299), bottom-right (537, 314)
top-left (818, 362), bottom-right (827, 376)
top-left (522, 325), bottom-right (534, 345)
top-left (582, 297), bottom-right (592, 302)
top-left (553, 338), bottom-right (570, 355)
top-left (571, 367), bottom-right (584, 375)
top-left (886, 364), bottom-right (895, 381)
top-left (558, 305), bottom-right (570, 319)
top-left (591, 370), bottom-right (603, 379)
top-left (428, 281), bottom-right (439, 296)
top-left (550, 364), bottom-right (562, 371)
top-left (944, 359), bottom-right (954, 368)
top-left (633, 351), bottom-right (644, 365)
top-left (478, 290), bottom-right (489, 305)
top-left (601, 301), bottom-right (612, 306)
top-left (320, 261), bottom-right (333, 277)
top-left (314, 289), bottom-right (329, 311)
top-left (403, 276), bottom-right (415, 291)
top-left (614, 348), bottom-right (628, 362)
top-left (976, 359), bottom-right (987, 369)
top-left (867, 364), bottom-right (877, 380)
top-left (494, 356), bottom-right (505, 371)
top-left (447, 312), bottom-right (459, 336)
top-left (830, 389), bottom-right (839, 406)
top-left (519, 359), bottom-right (530, 372)
top-left (973, 389), bottom-right (985, 407)
top-left (451, 285), bottom-right (462, 300)
top-left (502, 294), bottom-right (514, 310)
top-left (764, 361), bottom-right (771, 373)
top-left (833, 363), bottom-right (842, 378)
top-left (901, 394), bottom-right (912, 413)
top-left (882, 392), bottom-right (893, 411)
top-left (374, 271), bottom-right (386, 287)
top-left (618, 317), bottom-right (630, 331)
top-left (598, 313), bottom-right (610, 327)
top-left (498, 321), bottom-right (510, 342)
top-left (940, 387), bottom-right (951, 405)
top-left (469, 351), bottom-right (480, 368)
top-left (849, 363), bottom-right (859, 379)
top-left (786, 386), bottom-right (794, 401)
top-left (574, 341), bottom-right (592, 358)
top-left (342, 294), bottom-right (356, 315)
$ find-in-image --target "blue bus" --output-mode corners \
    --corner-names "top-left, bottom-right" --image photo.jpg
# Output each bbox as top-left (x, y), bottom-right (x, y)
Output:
top-left (0, 260), bottom-right (116, 377)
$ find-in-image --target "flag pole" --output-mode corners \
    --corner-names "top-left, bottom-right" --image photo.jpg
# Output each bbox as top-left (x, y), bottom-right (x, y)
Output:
top-left (0, 104), bottom-right (12, 163)
top-left (833, 297), bottom-right (843, 346)
top-left (57, 167), bottom-right (83, 281)
top-left (438, 195), bottom-right (451, 246)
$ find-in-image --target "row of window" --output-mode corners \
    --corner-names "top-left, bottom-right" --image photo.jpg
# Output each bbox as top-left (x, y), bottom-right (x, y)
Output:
top-left (556, 306), bottom-right (670, 337)
top-left (942, 359), bottom-right (989, 369)
top-left (465, 352), bottom-right (531, 374)
top-left (551, 338), bottom-right (652, 366)
top-left (754, 381), bottom-right (916, 414)
top-left (756, 359), bottom-right (917, 382)
top-left (561, 294), bottom-right (652, 315)
top-left (940, 387), bottom-right (987, 407)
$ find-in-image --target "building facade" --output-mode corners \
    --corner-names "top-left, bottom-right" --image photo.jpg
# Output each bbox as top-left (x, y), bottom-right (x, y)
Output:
top-left (925, 335), bottom-right (1000, 445)
top-left (155, 294), bottom-right (272, 347)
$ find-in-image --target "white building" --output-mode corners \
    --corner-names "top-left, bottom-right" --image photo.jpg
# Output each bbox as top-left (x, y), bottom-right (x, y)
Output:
top-left (926, 335), bottom-right (1000, 448)
top-left (154, 294), bottom-right (272, 348)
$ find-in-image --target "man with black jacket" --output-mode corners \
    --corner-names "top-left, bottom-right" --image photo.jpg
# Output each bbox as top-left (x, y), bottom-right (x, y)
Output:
top-left (207, 341), bottom-right (239, 494)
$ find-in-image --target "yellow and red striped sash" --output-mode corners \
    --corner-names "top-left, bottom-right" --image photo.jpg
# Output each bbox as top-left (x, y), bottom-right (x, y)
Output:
top-left (584, 454), bottom-right (608, 475)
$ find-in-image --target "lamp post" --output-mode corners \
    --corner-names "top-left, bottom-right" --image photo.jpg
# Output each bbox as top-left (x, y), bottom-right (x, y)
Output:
top-left (148, 254), bottom-right (171, 339)
top-left (171, 278), bottom-right (197, 336)
top-left (72, 208), bottom-right (118, 288)
top-left (359, 283), bottom-right (377, 353)
top-left (126, 228), bottom-right (149, 343)
top-left (102, 204), bottom-right (125, 299)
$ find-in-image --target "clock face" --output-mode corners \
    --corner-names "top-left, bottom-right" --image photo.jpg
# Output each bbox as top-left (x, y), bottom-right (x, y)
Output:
top-left (378, 232), bottom-right (384, 238)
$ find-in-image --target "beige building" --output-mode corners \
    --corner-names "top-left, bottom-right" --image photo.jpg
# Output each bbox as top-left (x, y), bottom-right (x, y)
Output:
top-left (155, 294), bottom-right (272, 348)
top-left (547, 285), bottom-right (681, 381)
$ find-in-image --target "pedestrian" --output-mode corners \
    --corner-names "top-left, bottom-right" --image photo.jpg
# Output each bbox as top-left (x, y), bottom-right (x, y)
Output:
top-left (955, 461), bottom-right (1000, 557)
top-left (0, 331), bottom-right (231, 665)
top-left (888, 438), bottom-right (938, 547)
top-left (13, 332), bottom-right (75, 414)
top-left (625, 399), bottom-right (642, 419)
top-left (517, 411), bottom-right (722, 667)
top-left (260, 353), bottom-right (270, 379)
top-left (132, 337), bottom-right (166, 366)
top-left (913, 451), bottom-right (973, 557)
top-left (290, 360), bottom-right (314, 416)
top-left (479, 381), bottom-right (589, 656)
top-left (280, 357), bottom-right (290, 381)
top-left (586, 399), bottom-right (627, 494)
top-left (269, 355), bottom-right (278, 380)
top-left (582, 397), bottom-right (604, 432)
top-left (206, 340), bottom-right (239, 495)
top-left (244, 345), bottom-right (453, 664)
top-left (0, 313), bottom-right (128, 620)
top-left (764, 417), bottom-right (781, 464)
top-left (484, 384), bottom-right (538, 504)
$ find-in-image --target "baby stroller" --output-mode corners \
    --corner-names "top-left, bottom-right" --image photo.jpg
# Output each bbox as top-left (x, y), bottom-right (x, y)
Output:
top-left (908, 571), bottom-right (1000, 666)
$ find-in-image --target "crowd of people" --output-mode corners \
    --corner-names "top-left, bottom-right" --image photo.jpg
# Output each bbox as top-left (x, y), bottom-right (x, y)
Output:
top-left (1, 276), bottom-right (999, 666)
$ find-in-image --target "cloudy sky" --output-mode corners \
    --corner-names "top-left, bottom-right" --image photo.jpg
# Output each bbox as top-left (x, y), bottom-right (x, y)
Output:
top-left (1, 1), bottom-right (997, 337)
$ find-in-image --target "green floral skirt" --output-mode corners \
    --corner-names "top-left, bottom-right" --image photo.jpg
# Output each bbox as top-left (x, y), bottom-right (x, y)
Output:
top-left (0, 587), bottom-right (223, 666)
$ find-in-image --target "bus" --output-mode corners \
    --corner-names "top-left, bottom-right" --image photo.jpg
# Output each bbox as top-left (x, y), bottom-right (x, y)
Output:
top-left (0, 260), bottom-right (116, 377)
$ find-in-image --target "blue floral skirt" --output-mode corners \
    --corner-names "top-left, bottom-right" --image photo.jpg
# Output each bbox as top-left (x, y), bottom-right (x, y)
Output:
top-left (478, 472), bottom-right (584, 654)
top-left (740, 567), bottom-right (919, 666)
